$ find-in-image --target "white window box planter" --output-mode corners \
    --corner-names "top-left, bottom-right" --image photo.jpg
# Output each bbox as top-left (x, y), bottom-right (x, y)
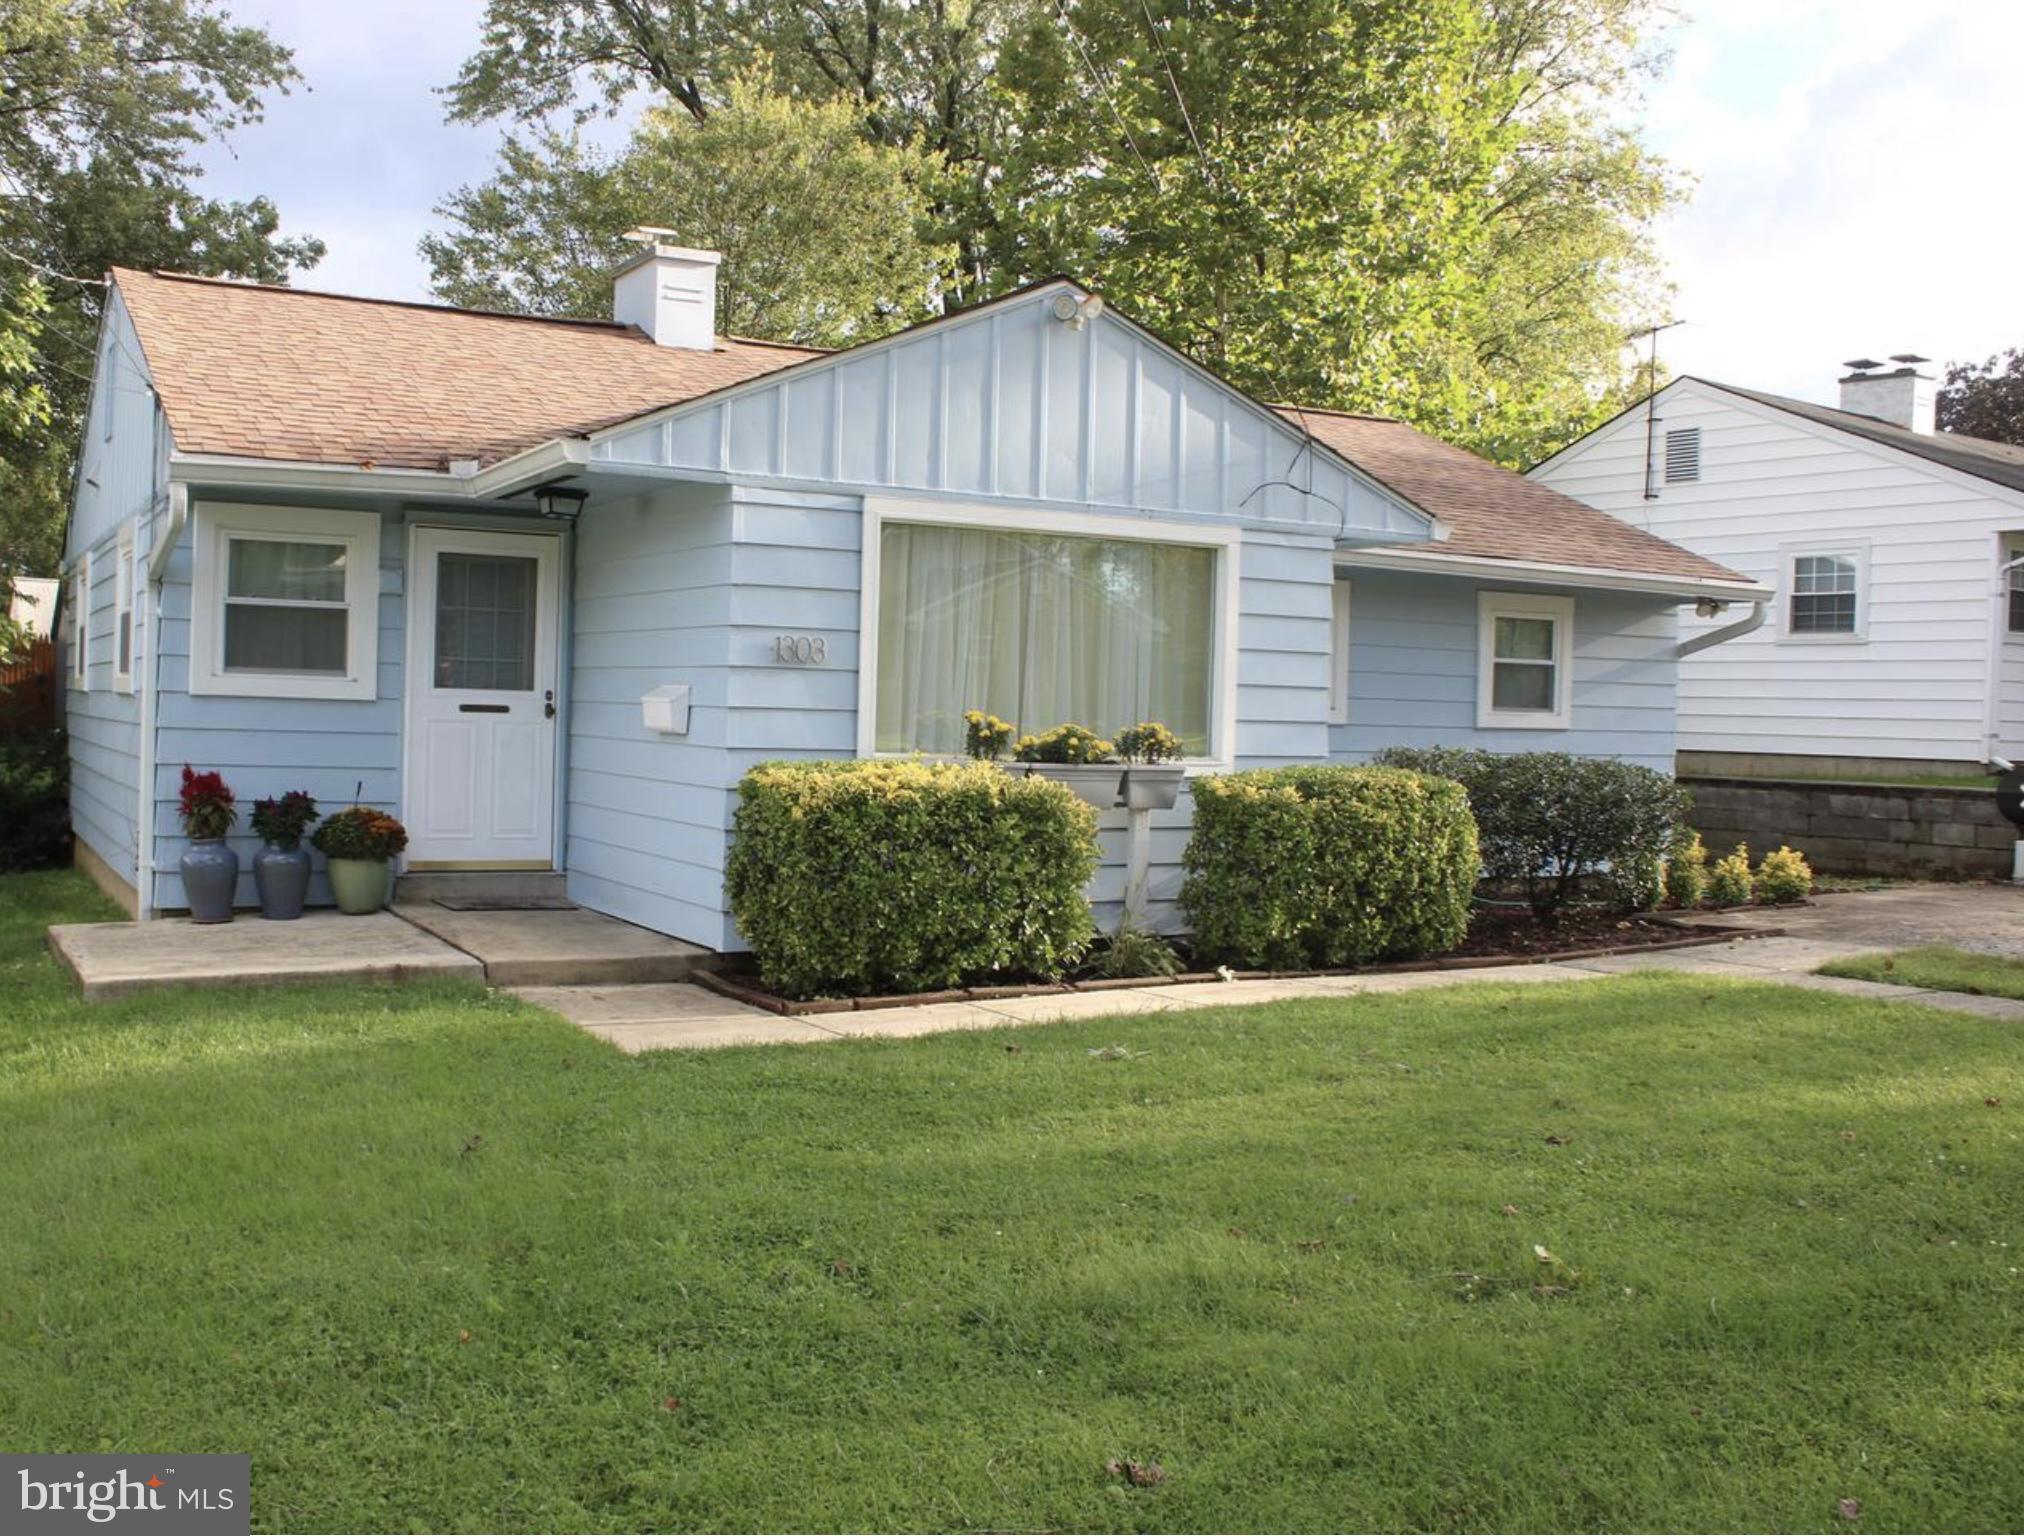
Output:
top-left (1121, 764), bottom-right (1186, 811)
top-left (1012, 762), bottom-right (1125, 809)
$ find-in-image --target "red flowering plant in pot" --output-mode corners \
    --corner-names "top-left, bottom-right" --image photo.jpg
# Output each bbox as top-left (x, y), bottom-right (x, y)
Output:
top-left (176, 766), bottom-right (239, 923)
top-left (249, 790), bottom-right (319, 921)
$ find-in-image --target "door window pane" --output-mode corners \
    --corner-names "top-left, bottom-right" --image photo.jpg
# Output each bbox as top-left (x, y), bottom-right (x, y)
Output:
top-left (435, 552), bottom-right (537, 691)
top-left (874, 523), bottom-right (1217, 755)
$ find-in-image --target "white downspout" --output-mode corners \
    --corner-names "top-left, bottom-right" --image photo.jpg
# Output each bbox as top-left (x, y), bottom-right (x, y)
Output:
top-left (1674, 598), bottom-right (1767, 658)
top-left (136, 483), bottom-right (185, 920)
top-left (1983, 550), bottom-right (2024, 772)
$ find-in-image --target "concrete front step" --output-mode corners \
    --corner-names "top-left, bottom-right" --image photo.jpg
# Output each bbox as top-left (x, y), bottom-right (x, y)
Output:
top-left (392, 869), bottom-right (569, 905)
top-left (391, 903), bottom-right (717, 987)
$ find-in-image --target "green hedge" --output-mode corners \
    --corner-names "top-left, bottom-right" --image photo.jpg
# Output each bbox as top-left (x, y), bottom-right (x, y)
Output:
top-left (0, 730), bottom-right (70, 872)
top-left (1180, 765), bottom-right (1478, 969)
top-left (1372, 747), bottom-right (1689, 918)
top-left (726, 759), bottom-right (1100, 998)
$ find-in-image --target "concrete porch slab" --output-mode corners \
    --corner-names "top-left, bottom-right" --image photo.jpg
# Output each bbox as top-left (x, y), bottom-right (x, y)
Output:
top-left (49, 911), bottom-right (484, 1001)
top-left (393, 904), bottom-right (714, 986)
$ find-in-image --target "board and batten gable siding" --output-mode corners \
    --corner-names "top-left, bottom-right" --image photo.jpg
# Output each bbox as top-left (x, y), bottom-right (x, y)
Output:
top-left (63, 289), bottom-right (168, 900)
top-left (1328, 569), bottom-right (1680, 772)
top-left (149, 502), bottom-right (406, 911)
top-left (590, 288), bottom-right (1431, 547)
top-left (1530, 380), bottom-right (2024, 763)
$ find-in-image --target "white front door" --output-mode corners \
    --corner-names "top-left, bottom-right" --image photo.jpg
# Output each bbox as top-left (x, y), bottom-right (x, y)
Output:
top-left (404, 526), bottom-right (561, 867)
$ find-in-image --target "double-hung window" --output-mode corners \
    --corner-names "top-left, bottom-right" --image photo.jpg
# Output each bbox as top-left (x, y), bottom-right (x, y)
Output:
top-left (1782, 544), bottom-right (1866, 639)
top-left (190, 504), bottom-right (380, 699)
top-left (113, 523), bottom-right (135, 693)
top-left (2005, 539), bottom-right (2024, 636)
top-left (1477, 590), bottom-right (1573, 730)
top-left (865, 503), bottom-right (1234, 760)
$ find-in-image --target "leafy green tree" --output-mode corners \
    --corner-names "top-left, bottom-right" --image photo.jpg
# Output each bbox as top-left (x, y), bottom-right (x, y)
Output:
top-left (0, 0), bottom-right (322, 575)
top-left (441, 0), bottom-right (1027, 298)
top-left (1938, 348), bottom-right (2024, 446)
top-left (424, 77), bottom-right (954, 345)
top-left (989, 0), bottom-right (1674, 465)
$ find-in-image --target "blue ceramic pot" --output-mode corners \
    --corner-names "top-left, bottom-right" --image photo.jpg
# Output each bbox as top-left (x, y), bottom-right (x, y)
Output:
top-left (253, 843), bottom-right (311, 920)
top-left (180, 838), bottom-right (239, 924)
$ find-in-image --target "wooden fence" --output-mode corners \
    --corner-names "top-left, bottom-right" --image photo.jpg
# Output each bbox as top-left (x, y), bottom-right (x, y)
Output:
top-left (0, 637), bottom-right (57, 732)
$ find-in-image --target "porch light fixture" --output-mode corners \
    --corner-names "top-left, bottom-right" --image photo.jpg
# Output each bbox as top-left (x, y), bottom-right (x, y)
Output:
top-left (1050, 291), bottom-right (1105, 331)
top-left (530, 483), bottom-right (589, 523)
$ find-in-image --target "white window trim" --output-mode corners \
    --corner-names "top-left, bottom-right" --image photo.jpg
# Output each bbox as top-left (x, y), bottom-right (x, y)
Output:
top-left (112, 522), bottom-right (135, 693)
top-left (189, 502), bottom-right (381, 700)
top-left (1327, 578), bottom-right (1352, 725)
top-left (2003, 537), bottom-right (2024, 642)
top-left (855, 495), bottom-right (1243, 768)
top-left (1476, 589), bottom-right (1574, 731)
top-left (69, 551), bottom-right (90, 692)
top-left (1777, 539), bottom-right (1869, 643)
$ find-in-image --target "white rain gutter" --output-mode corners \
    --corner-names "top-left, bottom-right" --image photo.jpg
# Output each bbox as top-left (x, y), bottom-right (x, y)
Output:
top-left (1334, 546), bottom-right (1768, 603)
top-left (1675, 599), bottom-right (1768, 659)
top-left (165, 437), bottom-right (591, 502)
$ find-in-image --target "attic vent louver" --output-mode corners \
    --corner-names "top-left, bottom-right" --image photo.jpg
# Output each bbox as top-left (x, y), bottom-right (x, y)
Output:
top-left (1664, 426), bottom-right (1701, 484)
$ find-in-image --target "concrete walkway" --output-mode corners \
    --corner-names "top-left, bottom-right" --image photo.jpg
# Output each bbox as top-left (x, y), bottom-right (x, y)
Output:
top-left (517, 886), bottom-right (2024, 1051)
top-left (49, 910), bottom-right (483, 1001)
top-left (392, 903), bottom-right (711, 986)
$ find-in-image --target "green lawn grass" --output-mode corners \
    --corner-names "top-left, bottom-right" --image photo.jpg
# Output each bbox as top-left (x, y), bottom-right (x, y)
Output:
top-left (1820, 944), bottom-right (2024, 1001)
top-left (3, 869), bottom-right (2021, 1533)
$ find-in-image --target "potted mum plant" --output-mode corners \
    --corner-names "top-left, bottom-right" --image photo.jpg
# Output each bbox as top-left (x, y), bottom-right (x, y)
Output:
top-left (1116, 721), bottom-right (1186, 810)
top-left (177, 765), bottom-right (239, 923)
top-left (1012, 723), bottom-right (1122, 808)
top-left (310, 804), bottom-right (408, 915)
top-left (249, 791), bottom-right (318, 920)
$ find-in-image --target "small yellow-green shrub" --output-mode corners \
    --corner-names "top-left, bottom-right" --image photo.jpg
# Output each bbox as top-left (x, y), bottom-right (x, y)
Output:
top-left (1755, 845), bottom-right (1813, 904)
top-left (1708, 843), bottom-right (1754, 907)
top-left (1665, 830), bottom-right (1708, 908)
top-left (1180, 765), bottom-right (1478, 969)
top-left (726, 759), bottom-right (1099, 997)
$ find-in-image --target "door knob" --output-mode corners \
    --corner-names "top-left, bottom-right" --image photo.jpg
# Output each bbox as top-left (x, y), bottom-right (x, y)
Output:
top-left (544, 689), bottom-right (556, 719)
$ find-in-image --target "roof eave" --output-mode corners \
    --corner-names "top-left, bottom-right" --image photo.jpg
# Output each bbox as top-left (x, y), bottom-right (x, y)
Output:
top-left (168, 437), bottom-right (590, 500)
top-left (1334, 545), bottom-right (1768, 601)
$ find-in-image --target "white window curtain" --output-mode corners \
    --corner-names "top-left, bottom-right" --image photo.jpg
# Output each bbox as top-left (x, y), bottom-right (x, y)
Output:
top-left (875, 522), bottom-right (1216, 755)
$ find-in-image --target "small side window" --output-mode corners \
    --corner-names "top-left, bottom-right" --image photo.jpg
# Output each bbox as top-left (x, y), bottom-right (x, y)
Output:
top-left (1784, 549), bottom-right (1864, 638)
top-left (1664, 427), bottom-right (1701, 484)
top-left (1477, 591), bottom-right (1574, 730)
top-left (69, 552), bottom-right (91, 691)
top-left (113, 523), bottom-right (135, 693)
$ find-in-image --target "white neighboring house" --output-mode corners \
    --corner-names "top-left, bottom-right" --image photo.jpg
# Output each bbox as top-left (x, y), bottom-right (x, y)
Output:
top-left (1530, 360), bottom-right (2024, 776)
top-left (7, 576), bottom-right (58, 636)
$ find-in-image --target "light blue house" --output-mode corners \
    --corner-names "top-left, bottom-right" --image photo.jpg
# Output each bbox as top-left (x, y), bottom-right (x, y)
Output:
top-left (60, 246), bottom-right (1762, 945)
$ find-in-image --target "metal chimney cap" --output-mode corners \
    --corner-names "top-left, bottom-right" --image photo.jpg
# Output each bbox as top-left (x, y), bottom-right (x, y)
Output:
top-left (1842, 357), bottom-right (1885, 372)
top-left (1888, 353), bottom-right (1931, 366)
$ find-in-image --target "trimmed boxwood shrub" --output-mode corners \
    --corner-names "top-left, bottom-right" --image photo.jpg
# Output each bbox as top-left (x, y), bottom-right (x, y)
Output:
top-left (726, 759), bottom-right (1100, 998)
top-left (1372, 746), bottom-right (1690, 919)
top-left (1180, 765), bottom-right (1478, 969)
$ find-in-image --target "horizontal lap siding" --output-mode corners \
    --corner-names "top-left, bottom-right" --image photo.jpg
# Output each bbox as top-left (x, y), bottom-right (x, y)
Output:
top-left (1329, 569), bottom-right (1678, 771)
top-left (565, 482), bottom-right (741, 948)
top-left (149, 514), bottom-right (404, 911)
top-left (1534, 382), bottom-right (2023, 762)
top-left (63, 295), bottom-right (163, 897)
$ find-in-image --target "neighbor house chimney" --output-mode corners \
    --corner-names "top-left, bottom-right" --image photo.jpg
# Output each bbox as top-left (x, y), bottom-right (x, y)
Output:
top-left (1837, 353), bottom-right (1936, 434)
top-left (612, 228), bottom-right (721, 350)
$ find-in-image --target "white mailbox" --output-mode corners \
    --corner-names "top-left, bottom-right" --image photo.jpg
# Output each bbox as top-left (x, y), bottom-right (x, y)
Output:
top-left (641, 683), bottom-right (692, 736)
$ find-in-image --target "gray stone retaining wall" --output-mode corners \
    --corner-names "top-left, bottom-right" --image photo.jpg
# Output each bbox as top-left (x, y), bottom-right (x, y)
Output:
top-left (1681, 777), bottom-right (2017, 879)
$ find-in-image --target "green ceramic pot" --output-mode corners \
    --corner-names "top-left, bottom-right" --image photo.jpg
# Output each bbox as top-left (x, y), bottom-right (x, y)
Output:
top-left (326, 856), bottom-right (390, 915)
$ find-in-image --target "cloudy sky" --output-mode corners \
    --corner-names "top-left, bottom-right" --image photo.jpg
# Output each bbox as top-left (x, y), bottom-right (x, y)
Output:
top-left (193, 0), bottom-right (2021, 406)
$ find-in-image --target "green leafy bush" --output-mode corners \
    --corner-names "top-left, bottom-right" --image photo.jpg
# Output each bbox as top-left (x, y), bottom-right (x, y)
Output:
top-left (1082, 921), bottom-right (1182, 980)
top-left (1755, 845), bottom-right (1813, 905)
top-left (1372, 747), bottom-right (1690, 919)
top-left (0, 730), bottom-right (70, 871)
top-left (1665, 829), bottom-right (1708, 909)
top-left (1708, 844), bottom-right (1754, 907)
top-left (727, 759), bottom-right (1100, 997)
top-left (1180, 765), bottom-right (1478, 969)
top-left (1014, 723), bottom-right (1114, 763)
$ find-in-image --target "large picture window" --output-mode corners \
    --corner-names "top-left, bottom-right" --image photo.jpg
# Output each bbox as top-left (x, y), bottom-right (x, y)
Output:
top-left (870, 512), bottom-right (1227, 758)
top-left (190, 504), bottom-right (380, 699)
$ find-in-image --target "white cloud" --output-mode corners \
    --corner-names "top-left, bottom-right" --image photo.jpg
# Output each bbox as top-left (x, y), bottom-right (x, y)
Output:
top-left (1642, 0), bottom-right (2024, 401)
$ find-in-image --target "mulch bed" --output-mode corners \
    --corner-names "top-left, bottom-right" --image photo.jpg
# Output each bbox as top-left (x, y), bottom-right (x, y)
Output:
top-left (695, 908), bottom-right (1781, 1018)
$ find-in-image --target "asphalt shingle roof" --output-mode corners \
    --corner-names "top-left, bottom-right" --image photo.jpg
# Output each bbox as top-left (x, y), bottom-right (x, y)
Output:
top-left (115, 267), bottom-right (824, 471)
top-left (1281, 406), bottom-right (1752, 586)
top-left (115, 267), bottom-right (1751, 587)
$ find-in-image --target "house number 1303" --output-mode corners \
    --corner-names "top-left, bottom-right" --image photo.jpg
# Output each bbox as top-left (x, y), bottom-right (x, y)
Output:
top-left (773, 634), bottom-right (827, 664)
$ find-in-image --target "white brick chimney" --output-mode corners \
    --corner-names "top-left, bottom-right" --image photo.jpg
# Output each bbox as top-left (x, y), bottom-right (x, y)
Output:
top-left (1837, 354), bottom-right (1936, 434)
top-left (612, 228), bottom-right (721, 350)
